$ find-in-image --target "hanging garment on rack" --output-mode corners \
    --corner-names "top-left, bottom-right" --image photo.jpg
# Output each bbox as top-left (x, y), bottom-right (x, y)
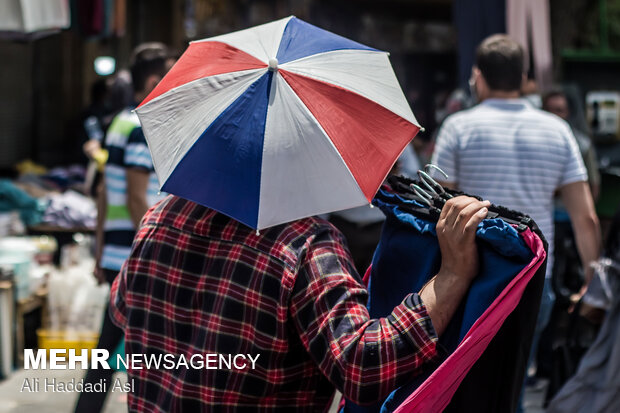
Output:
top-left (345, 175), bottom-right (547, 413)
top-left (506, 0), bottom-right (553, 91)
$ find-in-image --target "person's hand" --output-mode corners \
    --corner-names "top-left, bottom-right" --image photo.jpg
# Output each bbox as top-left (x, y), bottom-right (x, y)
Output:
top-left (436, 196), bottom-right (490, 282)
top-left (83, 139), bottom-right (101, 160)
top-left (418, 196), bottom-right (490, 336)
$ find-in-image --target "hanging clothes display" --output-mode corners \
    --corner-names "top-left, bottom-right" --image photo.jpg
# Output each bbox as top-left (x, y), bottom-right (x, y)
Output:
top-left (345, 174), bottom-right (547, 413)
top-left (453, 0), bottom-right (506, 90)
top-left (76, 0), bottom-right (104, 36)
top-left (0, 0), bottom-right (70, 33)
top-left (506, 0), bottom-right (553, 91)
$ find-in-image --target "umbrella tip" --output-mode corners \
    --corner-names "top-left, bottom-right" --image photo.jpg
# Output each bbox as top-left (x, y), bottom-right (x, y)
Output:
top-left (256, 230), bottom-right (260, 236)
top-left (268, 58), bottom-right (279, 72)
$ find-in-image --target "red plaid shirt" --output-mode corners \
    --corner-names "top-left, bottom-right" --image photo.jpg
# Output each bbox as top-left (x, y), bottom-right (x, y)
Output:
top-left (110, 195), bottom-right (437, 412)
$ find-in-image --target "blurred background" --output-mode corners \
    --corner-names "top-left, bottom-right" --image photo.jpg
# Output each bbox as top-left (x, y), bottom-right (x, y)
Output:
top-left (0, 1), bottom-right (620, 412)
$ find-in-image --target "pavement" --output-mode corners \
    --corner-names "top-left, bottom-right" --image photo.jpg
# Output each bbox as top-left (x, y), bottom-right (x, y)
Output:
top-left (0, 368), bottom-right (549, 412)
top-left (0, 368), bottom-right (126, 413)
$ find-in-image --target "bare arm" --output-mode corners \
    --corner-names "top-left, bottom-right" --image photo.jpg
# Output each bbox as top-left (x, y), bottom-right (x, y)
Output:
top-left (420, 196), bottom-right (490, 335)
top-left (94, 177), bottom-right (107, 284)
top-left (126, 168), bottom-right (150, 227)
top-left (560, 181), bottom-right (601, 290)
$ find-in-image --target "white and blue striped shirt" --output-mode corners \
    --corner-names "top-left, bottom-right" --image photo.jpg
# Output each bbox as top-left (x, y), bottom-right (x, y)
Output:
top-left (431, 98), bottom-right (587, 278)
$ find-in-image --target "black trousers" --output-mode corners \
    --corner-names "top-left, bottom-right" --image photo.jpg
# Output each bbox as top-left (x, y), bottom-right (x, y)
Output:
top-left (74, 269), bottom-right (124, 413)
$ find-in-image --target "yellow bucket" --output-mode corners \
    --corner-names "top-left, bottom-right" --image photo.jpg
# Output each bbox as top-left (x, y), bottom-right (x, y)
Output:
top-left (36, 329), bottom-right (100, 359)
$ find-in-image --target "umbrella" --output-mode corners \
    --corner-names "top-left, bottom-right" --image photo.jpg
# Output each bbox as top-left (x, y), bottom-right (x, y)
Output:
top-left (135, 16), bottom-right (421, 230)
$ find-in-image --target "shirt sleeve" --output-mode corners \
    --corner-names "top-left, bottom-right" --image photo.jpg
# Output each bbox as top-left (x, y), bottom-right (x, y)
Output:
top-left (430, 118), bottom-right (459, 183)
top-left (289, 226), bottom-right (438, 406)
top-left (109, 263), bottom-right (128, 328)
top-left (124, 127), bottom-right (154, 171)
top-left (559, 124), bottom-right (588, 187)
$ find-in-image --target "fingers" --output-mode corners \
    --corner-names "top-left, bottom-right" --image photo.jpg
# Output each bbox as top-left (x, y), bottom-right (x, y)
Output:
top-left (463, 204), bottom-right (488, 234)
top-left (440, 196), bottom-right (490, 232)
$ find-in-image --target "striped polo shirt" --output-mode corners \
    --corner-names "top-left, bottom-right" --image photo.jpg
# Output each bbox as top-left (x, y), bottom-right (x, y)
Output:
top-left (101, 107), bottom-right (165, 271)
top-left (431, 98), bottom-right (587, 278)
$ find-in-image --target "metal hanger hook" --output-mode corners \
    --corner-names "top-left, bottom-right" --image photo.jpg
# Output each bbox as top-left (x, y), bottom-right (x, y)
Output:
top-left (418, 169), bottom-right (453, 200)
top-left (417, 170), bottom-right (440, 195)
top-left (409, 183), bottom-right (433, 207)
top-left (424, 164), bottom-right (449, 180)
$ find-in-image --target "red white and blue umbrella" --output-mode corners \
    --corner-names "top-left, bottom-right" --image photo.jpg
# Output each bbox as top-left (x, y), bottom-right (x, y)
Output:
top-left (136, 16), bottom-right (420, 230)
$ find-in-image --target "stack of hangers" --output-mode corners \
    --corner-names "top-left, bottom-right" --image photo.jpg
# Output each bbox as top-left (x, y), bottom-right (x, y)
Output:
top-left (345, 167), bottom-right (548, 413)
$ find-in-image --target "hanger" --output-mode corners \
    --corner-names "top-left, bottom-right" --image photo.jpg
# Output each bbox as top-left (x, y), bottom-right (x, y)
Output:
top-left (380, 165), bottom-right (536, 232)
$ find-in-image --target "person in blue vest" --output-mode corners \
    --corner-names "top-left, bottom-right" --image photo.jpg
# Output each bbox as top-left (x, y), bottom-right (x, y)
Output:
top-left (74, 42), bottom-right (170, 413)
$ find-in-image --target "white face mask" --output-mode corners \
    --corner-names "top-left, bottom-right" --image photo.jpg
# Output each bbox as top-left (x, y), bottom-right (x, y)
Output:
top-left (468, 75), bottom-right (479, 104)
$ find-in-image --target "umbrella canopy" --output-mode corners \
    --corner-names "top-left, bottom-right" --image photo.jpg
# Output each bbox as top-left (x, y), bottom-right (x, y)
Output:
top-left (135, 16), bottom-right (420, 230)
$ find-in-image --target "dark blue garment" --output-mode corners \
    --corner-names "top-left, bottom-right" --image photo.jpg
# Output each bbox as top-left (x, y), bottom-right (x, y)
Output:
top-left (345, 190), bottom-right (534, 413)
top-left (454, 0), bottom-right (506, 89)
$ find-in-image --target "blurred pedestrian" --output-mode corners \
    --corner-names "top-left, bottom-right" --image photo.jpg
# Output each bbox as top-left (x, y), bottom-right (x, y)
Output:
top-left (543, 89), bottom-right (600, 200)
top-left (430, 34), bottom-right (601, 411)
top-left (74, 42), bottom-right (170, 413)
top-left (547, 204), bottom-right (620, 413)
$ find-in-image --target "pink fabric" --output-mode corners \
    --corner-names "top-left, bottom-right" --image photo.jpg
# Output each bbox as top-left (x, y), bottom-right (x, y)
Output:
top-left (362, 265), bottom-right (372, 286)
top-left (394, 228), bottom-right (546, 413)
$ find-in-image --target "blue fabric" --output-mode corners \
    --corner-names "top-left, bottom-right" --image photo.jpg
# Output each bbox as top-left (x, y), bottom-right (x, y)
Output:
top-left (346, 190), bottom-right (534, 413)
top-left (163, 73), bottom-right (272, 229)
top-left (276, 17), bottom-right (377, 64)
top-left (0, 179), bottom-right (44, 226)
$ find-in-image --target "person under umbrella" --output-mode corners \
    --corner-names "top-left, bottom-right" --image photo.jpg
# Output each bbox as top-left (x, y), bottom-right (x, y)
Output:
top-left (109, 17), bottom-right (490, 411)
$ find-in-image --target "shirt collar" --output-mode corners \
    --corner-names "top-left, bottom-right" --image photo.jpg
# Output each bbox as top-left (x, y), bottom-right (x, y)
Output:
top-left (479, 98), bottom-right (531, 110)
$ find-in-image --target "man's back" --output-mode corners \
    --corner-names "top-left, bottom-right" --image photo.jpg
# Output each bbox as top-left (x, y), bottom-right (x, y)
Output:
top-left (109, 196), bottom-right (439, 412)
top-left (432, 98), bottom-right (587, 275)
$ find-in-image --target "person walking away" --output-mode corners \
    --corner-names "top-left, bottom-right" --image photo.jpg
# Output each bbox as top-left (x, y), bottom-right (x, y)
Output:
top-left (110, 192), bottom-right (491, 409)
top-left (430, 34), bottom-right (601, 412)
top-left (74, 42), bottom-right (169, 413)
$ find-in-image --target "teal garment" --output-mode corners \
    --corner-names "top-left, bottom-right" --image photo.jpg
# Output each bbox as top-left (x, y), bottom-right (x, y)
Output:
top-left (0, 179), bottom-right (44, 226)
top-left (110, 338), bottom-right (126, 372)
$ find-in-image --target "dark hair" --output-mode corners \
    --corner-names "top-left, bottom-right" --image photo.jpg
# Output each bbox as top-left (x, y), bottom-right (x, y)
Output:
top-left (90, 78), bottom-right (108, 104)
top-left (130, 42), bottom-right (168, 93)
top-left (541, 88), bottom-right (567, 111)
top-left (475, 35), bottom-right (524, 92)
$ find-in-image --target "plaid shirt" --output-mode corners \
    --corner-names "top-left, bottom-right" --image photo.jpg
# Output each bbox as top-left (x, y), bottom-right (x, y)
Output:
top-left (110, 195), bottom-right (437, 412)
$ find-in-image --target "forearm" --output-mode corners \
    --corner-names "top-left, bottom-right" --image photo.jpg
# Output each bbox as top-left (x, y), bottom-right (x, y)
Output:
top-left (561, 181), bottom-right (602, 287)
top-left (127, 195), bottom-right (149, 228)
top-left (95, 180), bottom-right (106, 264)
top-left (292, 274), bottom-right (437, 405)
top-left (125, 168), bottom-right (150, 228)
top-left (572, 214), bottom-right (601, 284)
top-left (419, 270), bottom-right (472, 336)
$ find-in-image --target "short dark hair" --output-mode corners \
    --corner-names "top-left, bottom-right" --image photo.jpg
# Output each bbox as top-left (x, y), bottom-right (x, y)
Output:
top-left (475, 35), bottom-right (524, 91)
top-left (541, 88), bottom-right (566, 110)
top-left (130, 42), bottom-right (168, 92)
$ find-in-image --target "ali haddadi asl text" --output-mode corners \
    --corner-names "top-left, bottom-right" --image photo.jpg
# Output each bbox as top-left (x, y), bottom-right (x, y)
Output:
top-left (21, 377), bottom-right (134, 393)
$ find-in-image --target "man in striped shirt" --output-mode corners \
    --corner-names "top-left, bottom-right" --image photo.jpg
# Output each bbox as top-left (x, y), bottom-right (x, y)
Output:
top-left (431, 34), bottom-right (600, 403)
top-left (75, 43), bottom-right (169, 413)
